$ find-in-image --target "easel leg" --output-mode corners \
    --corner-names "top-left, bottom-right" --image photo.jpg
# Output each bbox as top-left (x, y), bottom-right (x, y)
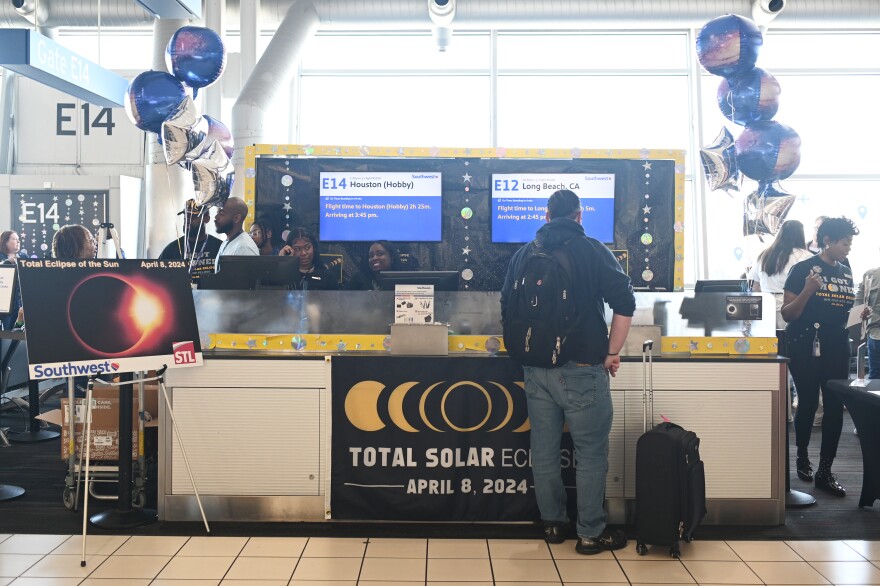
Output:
top-left (159, 378), bottom-right (210, 534)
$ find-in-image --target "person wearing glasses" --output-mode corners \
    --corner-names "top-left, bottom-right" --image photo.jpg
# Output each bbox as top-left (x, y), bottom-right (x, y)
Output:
top-left (249, 216), bottom-right (282, 256)
top-left (279, 227), bottom-right (337, 290)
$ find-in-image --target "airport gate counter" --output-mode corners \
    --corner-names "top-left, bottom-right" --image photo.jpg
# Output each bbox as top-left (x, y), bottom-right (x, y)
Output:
top-left (160, 289), bottom-right (787, 526)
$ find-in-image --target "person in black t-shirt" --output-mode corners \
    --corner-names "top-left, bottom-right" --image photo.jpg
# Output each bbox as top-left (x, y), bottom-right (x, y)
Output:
top-left (158, 200), bottom-right (222, 286)
top-left (278, 227), bottom-right (338, 290)
top-left (782, 216), bottom-right (870, 497)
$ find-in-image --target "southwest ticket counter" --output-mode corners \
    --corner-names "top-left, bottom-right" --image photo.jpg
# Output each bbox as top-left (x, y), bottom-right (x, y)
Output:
top-left (159, 290), bottom-right (786, 526)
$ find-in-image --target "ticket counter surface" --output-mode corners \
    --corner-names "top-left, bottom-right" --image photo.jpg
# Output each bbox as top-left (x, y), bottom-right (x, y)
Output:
top-left (161, 351), bottom-right (786, 526)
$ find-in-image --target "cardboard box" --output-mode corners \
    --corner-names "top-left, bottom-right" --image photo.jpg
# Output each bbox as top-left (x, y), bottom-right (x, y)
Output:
top-left (60, 396), bottom-right (139, 461)
top-left (38, 384), bottom-right (159, 461)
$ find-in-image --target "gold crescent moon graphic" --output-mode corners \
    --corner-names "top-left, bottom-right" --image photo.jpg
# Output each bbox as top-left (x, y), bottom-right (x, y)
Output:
top-left (488, 382), bottom-right (514, 432)
top-left (441, 382), bottom-right (491, 432)
top-left (419, 382), bottom-right (445, 432)
top-left (387, 381), bottom-right (420, 432)
top-left (344, 380), bottom-right (386, 432)
top-left (512, 381), bottom-right (530, 432)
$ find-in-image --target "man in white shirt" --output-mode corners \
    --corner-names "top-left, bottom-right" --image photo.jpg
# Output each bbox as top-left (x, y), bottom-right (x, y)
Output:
top-left (214, 197), bottom-right (259, 272)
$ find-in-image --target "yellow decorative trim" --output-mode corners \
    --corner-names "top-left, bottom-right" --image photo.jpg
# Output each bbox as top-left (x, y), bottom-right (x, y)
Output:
top-left (205, 333), bottom-right (507, 354)
top-left (661, 336), bottom-right (778, 356)
top-left (207, 332), bottom-right (776, 357)
top-left (247, 144), bottom-right (687, 291)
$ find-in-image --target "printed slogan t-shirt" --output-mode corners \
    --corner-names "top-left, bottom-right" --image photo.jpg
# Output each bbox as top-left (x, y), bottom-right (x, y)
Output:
top-left (783, 256), bottom-right (855, 332)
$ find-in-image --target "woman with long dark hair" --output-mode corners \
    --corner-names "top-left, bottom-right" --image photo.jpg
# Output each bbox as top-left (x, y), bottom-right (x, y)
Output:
top-left (748, 220), bottom-right (813, 328)
top-left (346, 240), bottom-right (400, 290)
top-left (279, 227), bottom-right (337, 290)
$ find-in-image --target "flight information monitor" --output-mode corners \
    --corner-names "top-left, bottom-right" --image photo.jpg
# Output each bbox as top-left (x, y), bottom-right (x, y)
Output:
top-left (491, 173), bottom-right (615, 243)
top-left (320, 171), bottom-right (442, 242)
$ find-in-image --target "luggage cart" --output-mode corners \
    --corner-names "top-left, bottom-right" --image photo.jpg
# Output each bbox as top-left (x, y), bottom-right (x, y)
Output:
top-left (61, 376), bottom-right (149, 511)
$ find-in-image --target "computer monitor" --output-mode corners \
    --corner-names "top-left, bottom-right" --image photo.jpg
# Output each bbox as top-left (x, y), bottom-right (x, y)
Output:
top-left (378, 270), bottom-right (460, 292)
top-left (199, 256), bottom-right (300, 290)
top-left (694, 279), bottom-right (748, 293)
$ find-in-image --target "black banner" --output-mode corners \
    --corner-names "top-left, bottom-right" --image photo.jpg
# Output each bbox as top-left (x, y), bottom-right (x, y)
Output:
top-left (331, 356), bottom-right (576, 521)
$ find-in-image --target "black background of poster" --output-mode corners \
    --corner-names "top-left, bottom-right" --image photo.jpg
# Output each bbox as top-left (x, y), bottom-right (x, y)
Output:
top-left (330, 356), bottom-right (577, 522)
top-left (255, 157), bottom-right (675, 291)
top-left (12, 191), bottom-right (108, 259)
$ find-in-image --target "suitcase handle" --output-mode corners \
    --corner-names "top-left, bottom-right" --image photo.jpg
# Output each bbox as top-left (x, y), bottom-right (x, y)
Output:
top-left (642, 339), bottom-right (654, 433)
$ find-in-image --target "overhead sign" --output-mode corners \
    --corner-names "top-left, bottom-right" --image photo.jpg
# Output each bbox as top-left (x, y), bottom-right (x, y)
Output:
top-left (134, 0), bottom-right (201, 19)
top-left (0, 29), bottom-right (128, 108)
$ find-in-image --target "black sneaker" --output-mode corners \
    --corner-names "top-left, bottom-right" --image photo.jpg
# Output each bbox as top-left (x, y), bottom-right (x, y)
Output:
top-left (575, 529), bottom-right (627, 555)
top-left (543, 524), bottom-right (566, 544)
top-left (815, 471), bottom-right (846, 497)
top-left (796, 457), bottom-right (814, 482)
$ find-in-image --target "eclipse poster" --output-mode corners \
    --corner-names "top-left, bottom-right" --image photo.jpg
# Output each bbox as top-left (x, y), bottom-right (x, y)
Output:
top-left (17, 259), bottom-right (202, 379)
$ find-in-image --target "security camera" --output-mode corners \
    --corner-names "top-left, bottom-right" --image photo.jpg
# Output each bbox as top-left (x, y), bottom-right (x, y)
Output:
top-left (751, 0), bottom-right (786, 30)
top-left (428, 0), bottom-right (456, 52)
top-left (428, 0), bottom-right (456, 27)
top-left (11, 0), bottom-right (35, 11)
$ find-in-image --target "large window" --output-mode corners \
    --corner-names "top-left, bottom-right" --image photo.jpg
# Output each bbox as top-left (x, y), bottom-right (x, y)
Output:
top-left (46, 26), bottom-right (880, 287)
top-left (699, 31), bottom-right (880, 282)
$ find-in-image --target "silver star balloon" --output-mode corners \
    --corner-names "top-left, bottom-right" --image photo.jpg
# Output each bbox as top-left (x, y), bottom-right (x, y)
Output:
top-left (700, 127), bottom-right (742, 194)
top-left (191, 140), bottom-right (235, 208)
top-left (161, 96), bottom-right (209, 166)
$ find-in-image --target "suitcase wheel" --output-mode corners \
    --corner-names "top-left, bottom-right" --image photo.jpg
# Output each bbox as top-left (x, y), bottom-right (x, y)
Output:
top-left (669, 542), bottom-right (681, 559)
top-left (636, 543), bottom-right (648, 556)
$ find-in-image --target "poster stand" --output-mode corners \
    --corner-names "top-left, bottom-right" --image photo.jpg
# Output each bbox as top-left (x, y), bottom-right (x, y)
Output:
top-left (82, 367), bottom-right (210, 564)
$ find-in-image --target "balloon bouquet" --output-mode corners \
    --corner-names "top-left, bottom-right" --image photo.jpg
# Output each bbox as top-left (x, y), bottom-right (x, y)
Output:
top-left (696, 14), bottom-right (801, 238)
top-left (123, 26), bottom-right (232, 263)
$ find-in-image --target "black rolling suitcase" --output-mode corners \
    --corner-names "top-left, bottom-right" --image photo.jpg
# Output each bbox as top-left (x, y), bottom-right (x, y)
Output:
top-left (634, 340), bottom-right (707, 558)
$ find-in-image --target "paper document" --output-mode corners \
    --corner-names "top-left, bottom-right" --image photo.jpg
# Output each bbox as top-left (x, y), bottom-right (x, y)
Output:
top-left (847, 303), bottom-right (867, 329)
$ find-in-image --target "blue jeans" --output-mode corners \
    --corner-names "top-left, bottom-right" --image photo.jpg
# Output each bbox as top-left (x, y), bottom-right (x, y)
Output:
top-left (523, 362), bottom-right (612, 539)
top-left (869, 338), bottom-right (880, 379)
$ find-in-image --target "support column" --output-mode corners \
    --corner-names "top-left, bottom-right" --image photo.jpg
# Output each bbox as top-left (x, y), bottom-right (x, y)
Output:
top-left (144, 18), bottom-right (192, 258)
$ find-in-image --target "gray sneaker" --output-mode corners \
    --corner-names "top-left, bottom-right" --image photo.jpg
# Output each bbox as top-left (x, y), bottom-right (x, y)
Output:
top-left (575, 529), bottom-right (627, 555)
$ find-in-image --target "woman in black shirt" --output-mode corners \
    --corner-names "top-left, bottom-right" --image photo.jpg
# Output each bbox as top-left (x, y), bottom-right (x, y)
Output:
top-left (346, 240), bottom-right (400, 291)
top-left (782, 216), bottom-right (868, 496)
top-left (279, 227), bottom-right (338, 290)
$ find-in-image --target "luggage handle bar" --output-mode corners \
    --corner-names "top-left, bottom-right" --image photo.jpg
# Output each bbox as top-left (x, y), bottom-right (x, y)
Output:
top-left (642, 340), bottom-right (654, 433)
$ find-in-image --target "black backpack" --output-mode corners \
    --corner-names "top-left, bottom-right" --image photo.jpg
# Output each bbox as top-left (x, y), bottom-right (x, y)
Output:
top-left (503, 240), bottom-right (580, 368)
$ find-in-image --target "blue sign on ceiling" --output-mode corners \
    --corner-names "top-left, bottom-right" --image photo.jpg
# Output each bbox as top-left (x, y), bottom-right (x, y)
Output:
top-left (0, 29), bottom-right (128, 108)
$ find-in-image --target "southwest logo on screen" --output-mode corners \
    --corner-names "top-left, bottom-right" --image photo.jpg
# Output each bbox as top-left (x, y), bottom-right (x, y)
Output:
top-left (173, 341), bottom-right (197, 365)
top-left (32, 361), bottom-right (119, 378)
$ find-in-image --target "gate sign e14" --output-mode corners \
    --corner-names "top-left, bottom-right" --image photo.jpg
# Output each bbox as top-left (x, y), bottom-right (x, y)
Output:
top-left (0, 29), bottom-right (127, 108)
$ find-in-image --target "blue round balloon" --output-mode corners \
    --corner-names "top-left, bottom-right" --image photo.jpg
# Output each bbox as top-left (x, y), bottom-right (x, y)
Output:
top-left (717, 68), bottom-right (781, 126)
top-left (124, 71), bottom-right (187, 134)
top-left (696, 14), bottom-right (762, 78)
top-left (735, 120), bottom-right (801, 182)
top-left (166, 26), bottom-right (226, 92)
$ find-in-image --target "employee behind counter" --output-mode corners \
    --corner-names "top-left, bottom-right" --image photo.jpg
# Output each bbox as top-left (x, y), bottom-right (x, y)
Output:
top-left (203, 237), bottom-right (413, 291)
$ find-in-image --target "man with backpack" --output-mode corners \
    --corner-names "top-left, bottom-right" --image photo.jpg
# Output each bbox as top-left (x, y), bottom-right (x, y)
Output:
top-left (501, 189), bottom-right (635, 555)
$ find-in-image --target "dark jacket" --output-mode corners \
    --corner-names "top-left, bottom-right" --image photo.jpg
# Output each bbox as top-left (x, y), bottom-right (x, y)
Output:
top-left (294, 263), bottom-right (339, 290)
top-left (501, 217), bottom-right (635, 366)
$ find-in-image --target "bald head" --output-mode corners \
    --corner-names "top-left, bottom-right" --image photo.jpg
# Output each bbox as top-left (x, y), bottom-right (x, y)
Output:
top-left (214, 197), bottom-right (249, 236)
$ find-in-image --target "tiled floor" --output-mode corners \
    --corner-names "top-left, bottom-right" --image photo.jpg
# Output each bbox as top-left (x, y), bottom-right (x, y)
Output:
top-left (0, 533), bottom-right (879, 585)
